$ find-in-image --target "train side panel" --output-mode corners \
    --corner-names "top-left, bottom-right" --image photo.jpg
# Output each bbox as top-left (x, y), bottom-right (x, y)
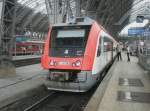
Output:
top-left (41, 27), bottom-right (52, 69)
top-left (81, 22), bottom-right (101, 70)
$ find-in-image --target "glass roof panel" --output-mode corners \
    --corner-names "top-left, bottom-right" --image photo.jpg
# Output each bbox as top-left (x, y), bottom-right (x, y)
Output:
top-left (17, 0), bottom-right (47, 14)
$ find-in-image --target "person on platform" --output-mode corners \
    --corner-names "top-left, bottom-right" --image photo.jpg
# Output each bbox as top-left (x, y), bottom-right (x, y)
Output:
top-left (126, 45), bottom-right (130, 62)
top-left (116, 44), bottom-right (122, 61)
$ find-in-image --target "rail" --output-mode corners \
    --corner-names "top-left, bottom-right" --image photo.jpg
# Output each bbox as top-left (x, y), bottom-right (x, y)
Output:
top-left (24, 92), bottom-right (56, 111)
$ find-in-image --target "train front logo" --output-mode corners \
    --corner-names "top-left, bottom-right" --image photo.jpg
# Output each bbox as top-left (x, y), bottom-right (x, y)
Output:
top-left (64, 49), bottom-right (69, 54)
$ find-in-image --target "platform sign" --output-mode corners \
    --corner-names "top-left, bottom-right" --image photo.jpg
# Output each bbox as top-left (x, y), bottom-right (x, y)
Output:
top-left (128, 27), bottom-right (145, 36)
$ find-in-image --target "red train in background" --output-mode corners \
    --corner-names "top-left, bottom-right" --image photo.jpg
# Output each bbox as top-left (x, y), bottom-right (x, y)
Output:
top-left (13, 35), bottom-right (44, 56)
top-left (41, 17), bottom-right (118, 92)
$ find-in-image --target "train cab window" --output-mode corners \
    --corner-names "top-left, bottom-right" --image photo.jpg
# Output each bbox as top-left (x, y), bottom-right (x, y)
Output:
top-left (56, 29), bottom-right (85, 47)
top-left (50, 25), bottom-right (91, 57)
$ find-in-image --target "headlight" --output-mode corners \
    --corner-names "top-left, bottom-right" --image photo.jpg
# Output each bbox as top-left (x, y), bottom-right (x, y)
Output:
top-left (75, 60), bottom-right (81, 67)
top-left (72, 63), bottom-right (76, 67)
top-left (72, 60), bottom-right (81, 67)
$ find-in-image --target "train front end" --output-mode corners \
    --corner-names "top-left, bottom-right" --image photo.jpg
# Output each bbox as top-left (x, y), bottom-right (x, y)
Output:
top-left (41, 18), bottom-right (100, 92)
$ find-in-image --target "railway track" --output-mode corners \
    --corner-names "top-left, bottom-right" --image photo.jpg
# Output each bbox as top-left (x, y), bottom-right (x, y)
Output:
top-left (23, 91), bottom-right (85, 111)
top-left (24, 92), bottom-right (56, 111)
top-left (0, 82), bottom-right (100, 111)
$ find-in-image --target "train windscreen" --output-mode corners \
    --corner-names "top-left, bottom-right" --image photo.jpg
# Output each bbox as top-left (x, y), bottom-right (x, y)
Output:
top-left (50, 25), bottom-right (91, 57)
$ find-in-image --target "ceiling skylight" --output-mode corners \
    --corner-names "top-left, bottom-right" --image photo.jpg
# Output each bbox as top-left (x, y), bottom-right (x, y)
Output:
top-left (18, 0), bottom-right (47, 14)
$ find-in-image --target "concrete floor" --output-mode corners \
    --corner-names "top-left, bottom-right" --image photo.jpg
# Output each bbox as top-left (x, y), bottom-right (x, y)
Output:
top-left (85, 53), bottom-right (150, 111)
top-left (99, 53), bottom-right (150, 111)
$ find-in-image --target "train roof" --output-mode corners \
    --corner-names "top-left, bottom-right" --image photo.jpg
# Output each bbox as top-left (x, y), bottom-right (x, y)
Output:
top-left (52, 17), bottom-right (94, 27)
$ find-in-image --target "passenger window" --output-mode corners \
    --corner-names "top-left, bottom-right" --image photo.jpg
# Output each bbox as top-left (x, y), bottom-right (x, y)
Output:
top-left (97, 37), bottom-right (101, 57)
top-left (103, 37), bottom-right (113, 52)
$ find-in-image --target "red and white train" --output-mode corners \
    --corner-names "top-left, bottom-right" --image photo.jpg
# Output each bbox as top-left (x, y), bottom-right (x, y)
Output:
top-left (41, 17), bottom-right (117, 92)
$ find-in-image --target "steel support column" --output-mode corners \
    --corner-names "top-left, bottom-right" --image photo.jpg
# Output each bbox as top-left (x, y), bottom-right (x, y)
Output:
top-left (0, 0), bottom-right (16, 77)
top-left (75, 0), bottom-right (81, 17)
top-left (0, 0), bottom-right (4, 46)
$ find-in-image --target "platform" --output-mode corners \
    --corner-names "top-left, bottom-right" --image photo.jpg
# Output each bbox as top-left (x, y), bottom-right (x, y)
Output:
top-left (12, 55), bottom-right (41, 61)
top-left (85, 53), bottom-right (150, 111)
top-left (12, 55), bottom-right (41, 67)
top-left (0, 64), bottom-right (48, 108)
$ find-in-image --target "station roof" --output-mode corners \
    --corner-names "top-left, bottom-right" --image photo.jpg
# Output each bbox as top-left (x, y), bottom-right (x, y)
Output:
top-left (15, 0), bottom-right (150, 38)
top-left (16, 0), bottom-right (48, 33)
top-left (85, 0), bottom-right (150, 37)
top-left (18, 0), bottom-right (47, 14)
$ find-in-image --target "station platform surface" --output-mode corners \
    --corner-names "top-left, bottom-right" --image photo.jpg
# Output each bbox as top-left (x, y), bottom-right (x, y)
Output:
top-left (0, 64), bottom-right (47, 108)
top-left (85, 53), bottom-right (150, 111)
top-left (12, 55), bottom-right (41, 61)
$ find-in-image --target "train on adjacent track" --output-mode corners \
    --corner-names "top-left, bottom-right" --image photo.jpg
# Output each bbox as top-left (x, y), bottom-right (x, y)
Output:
top-left (12, 35), bottom-right (44, 56)
top-left (41, 17), bottom-right (118, 92)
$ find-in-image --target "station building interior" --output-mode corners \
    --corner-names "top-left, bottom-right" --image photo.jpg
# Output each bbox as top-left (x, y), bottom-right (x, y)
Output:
top-left (0, 0), bottom-right (150, 111)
